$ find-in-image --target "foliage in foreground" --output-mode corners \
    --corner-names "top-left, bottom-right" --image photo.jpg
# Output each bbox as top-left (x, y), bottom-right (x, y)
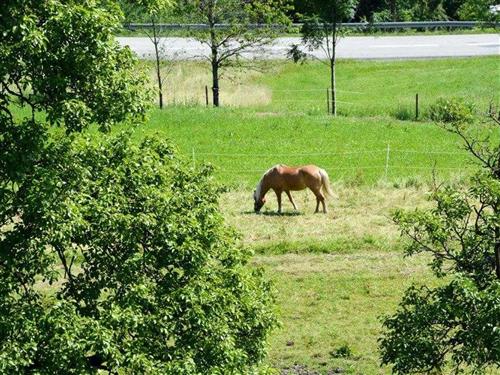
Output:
top-left (0, 131), bottom-right (277, 373)
top-left (379, 113), bottom-right (500, 374)
top-left (1, 1), bottom-right (277, 373)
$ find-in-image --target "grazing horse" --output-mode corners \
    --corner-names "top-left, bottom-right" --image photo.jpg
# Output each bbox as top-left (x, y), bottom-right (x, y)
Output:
top-left (253, 164), bottom-right (333, 214)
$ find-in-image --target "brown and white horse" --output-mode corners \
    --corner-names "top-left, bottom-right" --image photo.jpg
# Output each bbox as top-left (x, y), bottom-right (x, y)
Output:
top-left (253, 164), bottom-right (333, 214)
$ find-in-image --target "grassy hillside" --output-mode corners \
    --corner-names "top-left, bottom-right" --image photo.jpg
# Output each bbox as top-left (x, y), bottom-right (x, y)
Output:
top-left (259, 56), bottom-right (498, 116)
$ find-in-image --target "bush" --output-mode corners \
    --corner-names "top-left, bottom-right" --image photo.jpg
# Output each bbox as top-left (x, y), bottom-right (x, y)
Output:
top-left (0, 131), bottom-right (278, 373)
top-left (428, 97), bottom-right (475, 124)
top-left (393, 104), bottom-right (413, 121)
top-left (379, 114), bottom-right (500, 374)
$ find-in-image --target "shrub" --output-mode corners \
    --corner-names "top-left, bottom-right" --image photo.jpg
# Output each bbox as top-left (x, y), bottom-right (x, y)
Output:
top-left (428, 97), bottom-right (475, 124)
top-left (393, 104), bottom-right (413, 121)
top-left (330, 344), bottom-right (353, 358)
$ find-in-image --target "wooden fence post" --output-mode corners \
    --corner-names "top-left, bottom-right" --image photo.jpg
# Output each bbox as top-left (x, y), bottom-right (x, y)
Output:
top-left (415, 93), bottom-right (419, 120)
top-left (327, 88), bottom-right (330, 114)
top-left (385, 144), bottom-right (390, 181)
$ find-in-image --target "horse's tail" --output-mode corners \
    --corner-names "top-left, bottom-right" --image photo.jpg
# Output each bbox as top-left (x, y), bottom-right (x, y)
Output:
top-left (319, 168), bottom-right (334, 197)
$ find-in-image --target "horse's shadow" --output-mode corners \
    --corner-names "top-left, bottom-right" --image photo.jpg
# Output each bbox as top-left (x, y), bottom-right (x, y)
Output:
top-left (241, 210), bottom-right (303, 217)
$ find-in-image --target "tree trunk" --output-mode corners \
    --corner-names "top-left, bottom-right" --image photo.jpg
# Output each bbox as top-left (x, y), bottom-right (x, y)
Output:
top-left (330, 24), bottom-right (337, 116)
top-left (208, 4), bottom-right (219, 107)
top-left (390, 0), bottom-right (397, 22)
top-left (152, 18), bottom-right (163, 109)
top-left (212, 59), bottom-right (219, 107)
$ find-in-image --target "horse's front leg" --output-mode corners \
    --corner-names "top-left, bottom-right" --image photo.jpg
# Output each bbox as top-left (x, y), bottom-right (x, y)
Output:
top-left (286, 191), bottom-right (298, 211)
top-left (275, 190), bottom-right (282, 214)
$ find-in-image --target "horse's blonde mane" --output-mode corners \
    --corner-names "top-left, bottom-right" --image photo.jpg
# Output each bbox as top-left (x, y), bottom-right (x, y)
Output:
top-left (255, 164), bottom-right (280, 200)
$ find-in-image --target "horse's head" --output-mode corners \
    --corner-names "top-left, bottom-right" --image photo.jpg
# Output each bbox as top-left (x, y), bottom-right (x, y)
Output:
top-left (253, 190), bottom-right (266, 213)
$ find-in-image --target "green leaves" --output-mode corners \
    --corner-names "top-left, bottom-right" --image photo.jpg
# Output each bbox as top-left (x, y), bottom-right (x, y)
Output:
top-left (0, 131), bottom-right (277, 373)
top-left (1, 0), bottom-right (152, 133)
top-left (380, 113), bottom-right (500, 373)
top-left (380, 279), bottom-right (500, 374)
top-left (429, 97), bottom-right (476, 125)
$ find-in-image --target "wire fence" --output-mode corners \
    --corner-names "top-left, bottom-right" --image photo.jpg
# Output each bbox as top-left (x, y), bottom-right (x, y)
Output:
top-left (190, 146), bottom-right (475, 181)
top-left (161, 81), bottom-right (495, 118)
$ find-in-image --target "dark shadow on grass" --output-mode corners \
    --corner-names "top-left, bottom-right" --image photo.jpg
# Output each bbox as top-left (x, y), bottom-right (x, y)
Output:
top-left (241, 210), bottom-right (303, 216)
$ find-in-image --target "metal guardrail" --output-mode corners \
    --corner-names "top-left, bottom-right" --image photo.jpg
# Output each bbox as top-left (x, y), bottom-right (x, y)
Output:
top-left (124, 21), bottom-right (486, 31)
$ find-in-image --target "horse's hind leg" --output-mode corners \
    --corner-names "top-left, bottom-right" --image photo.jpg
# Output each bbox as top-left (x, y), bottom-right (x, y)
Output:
top-left (311, 188), bottom-right (326, 214)
top-left (286, 191), bottom-right (298, 211)
top-left (321, 197), bottom-right (327, 213)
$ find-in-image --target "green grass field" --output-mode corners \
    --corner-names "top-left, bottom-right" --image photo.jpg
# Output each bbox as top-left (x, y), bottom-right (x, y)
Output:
top-left (219, 185), bottom-right (434, 374)
top-left (260, 57), bottom-right (497, 117)
top-left (131, 56), bottom-right (498, 188)
top-left (149, 56), bottom-right (498, 115)
top-left (135, 56), bottom-right (496, 374)
top-left (138, 107), bottom-right (474, 187)
top-left (255, 252), bottom-right (435, 374)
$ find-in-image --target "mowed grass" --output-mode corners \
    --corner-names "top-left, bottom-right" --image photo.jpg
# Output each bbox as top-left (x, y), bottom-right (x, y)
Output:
top-left (254, 252), bottom-right (436, 374)
top-left (218, 186), bottom-right (434, 373)
top-left (221, 185), bottom-right (431, 254)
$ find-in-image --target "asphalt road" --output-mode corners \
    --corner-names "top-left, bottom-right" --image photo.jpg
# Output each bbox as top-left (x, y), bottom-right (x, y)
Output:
top-left (118, 33), bottom-right (499, 60)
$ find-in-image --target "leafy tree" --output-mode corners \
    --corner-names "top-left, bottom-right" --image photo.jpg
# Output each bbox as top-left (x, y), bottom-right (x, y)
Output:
top-left (0, 131), bottom-right (278, 373)
top-left (121, 0), bottom-right (175, 109)
top-left (1, 1), bottom-right (278, 372)
top-left (1, 0), bottom-right (153, 133)
top-left (458, 0), bottom-right (500, 23)
top-left (290, 0), bottom-right (359, 116)
top-left (177, 0), bottom-right (292, 107)
top-left (379, 109), bottom-right (500, 374)
top-left (373, 0), bottom-right (448, 21)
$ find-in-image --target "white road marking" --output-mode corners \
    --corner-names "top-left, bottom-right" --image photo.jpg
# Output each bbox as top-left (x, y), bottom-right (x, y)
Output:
top-left (369, 44), bottom-right (440, 48)
top-left (465, 42), bottom-right (500, 47)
